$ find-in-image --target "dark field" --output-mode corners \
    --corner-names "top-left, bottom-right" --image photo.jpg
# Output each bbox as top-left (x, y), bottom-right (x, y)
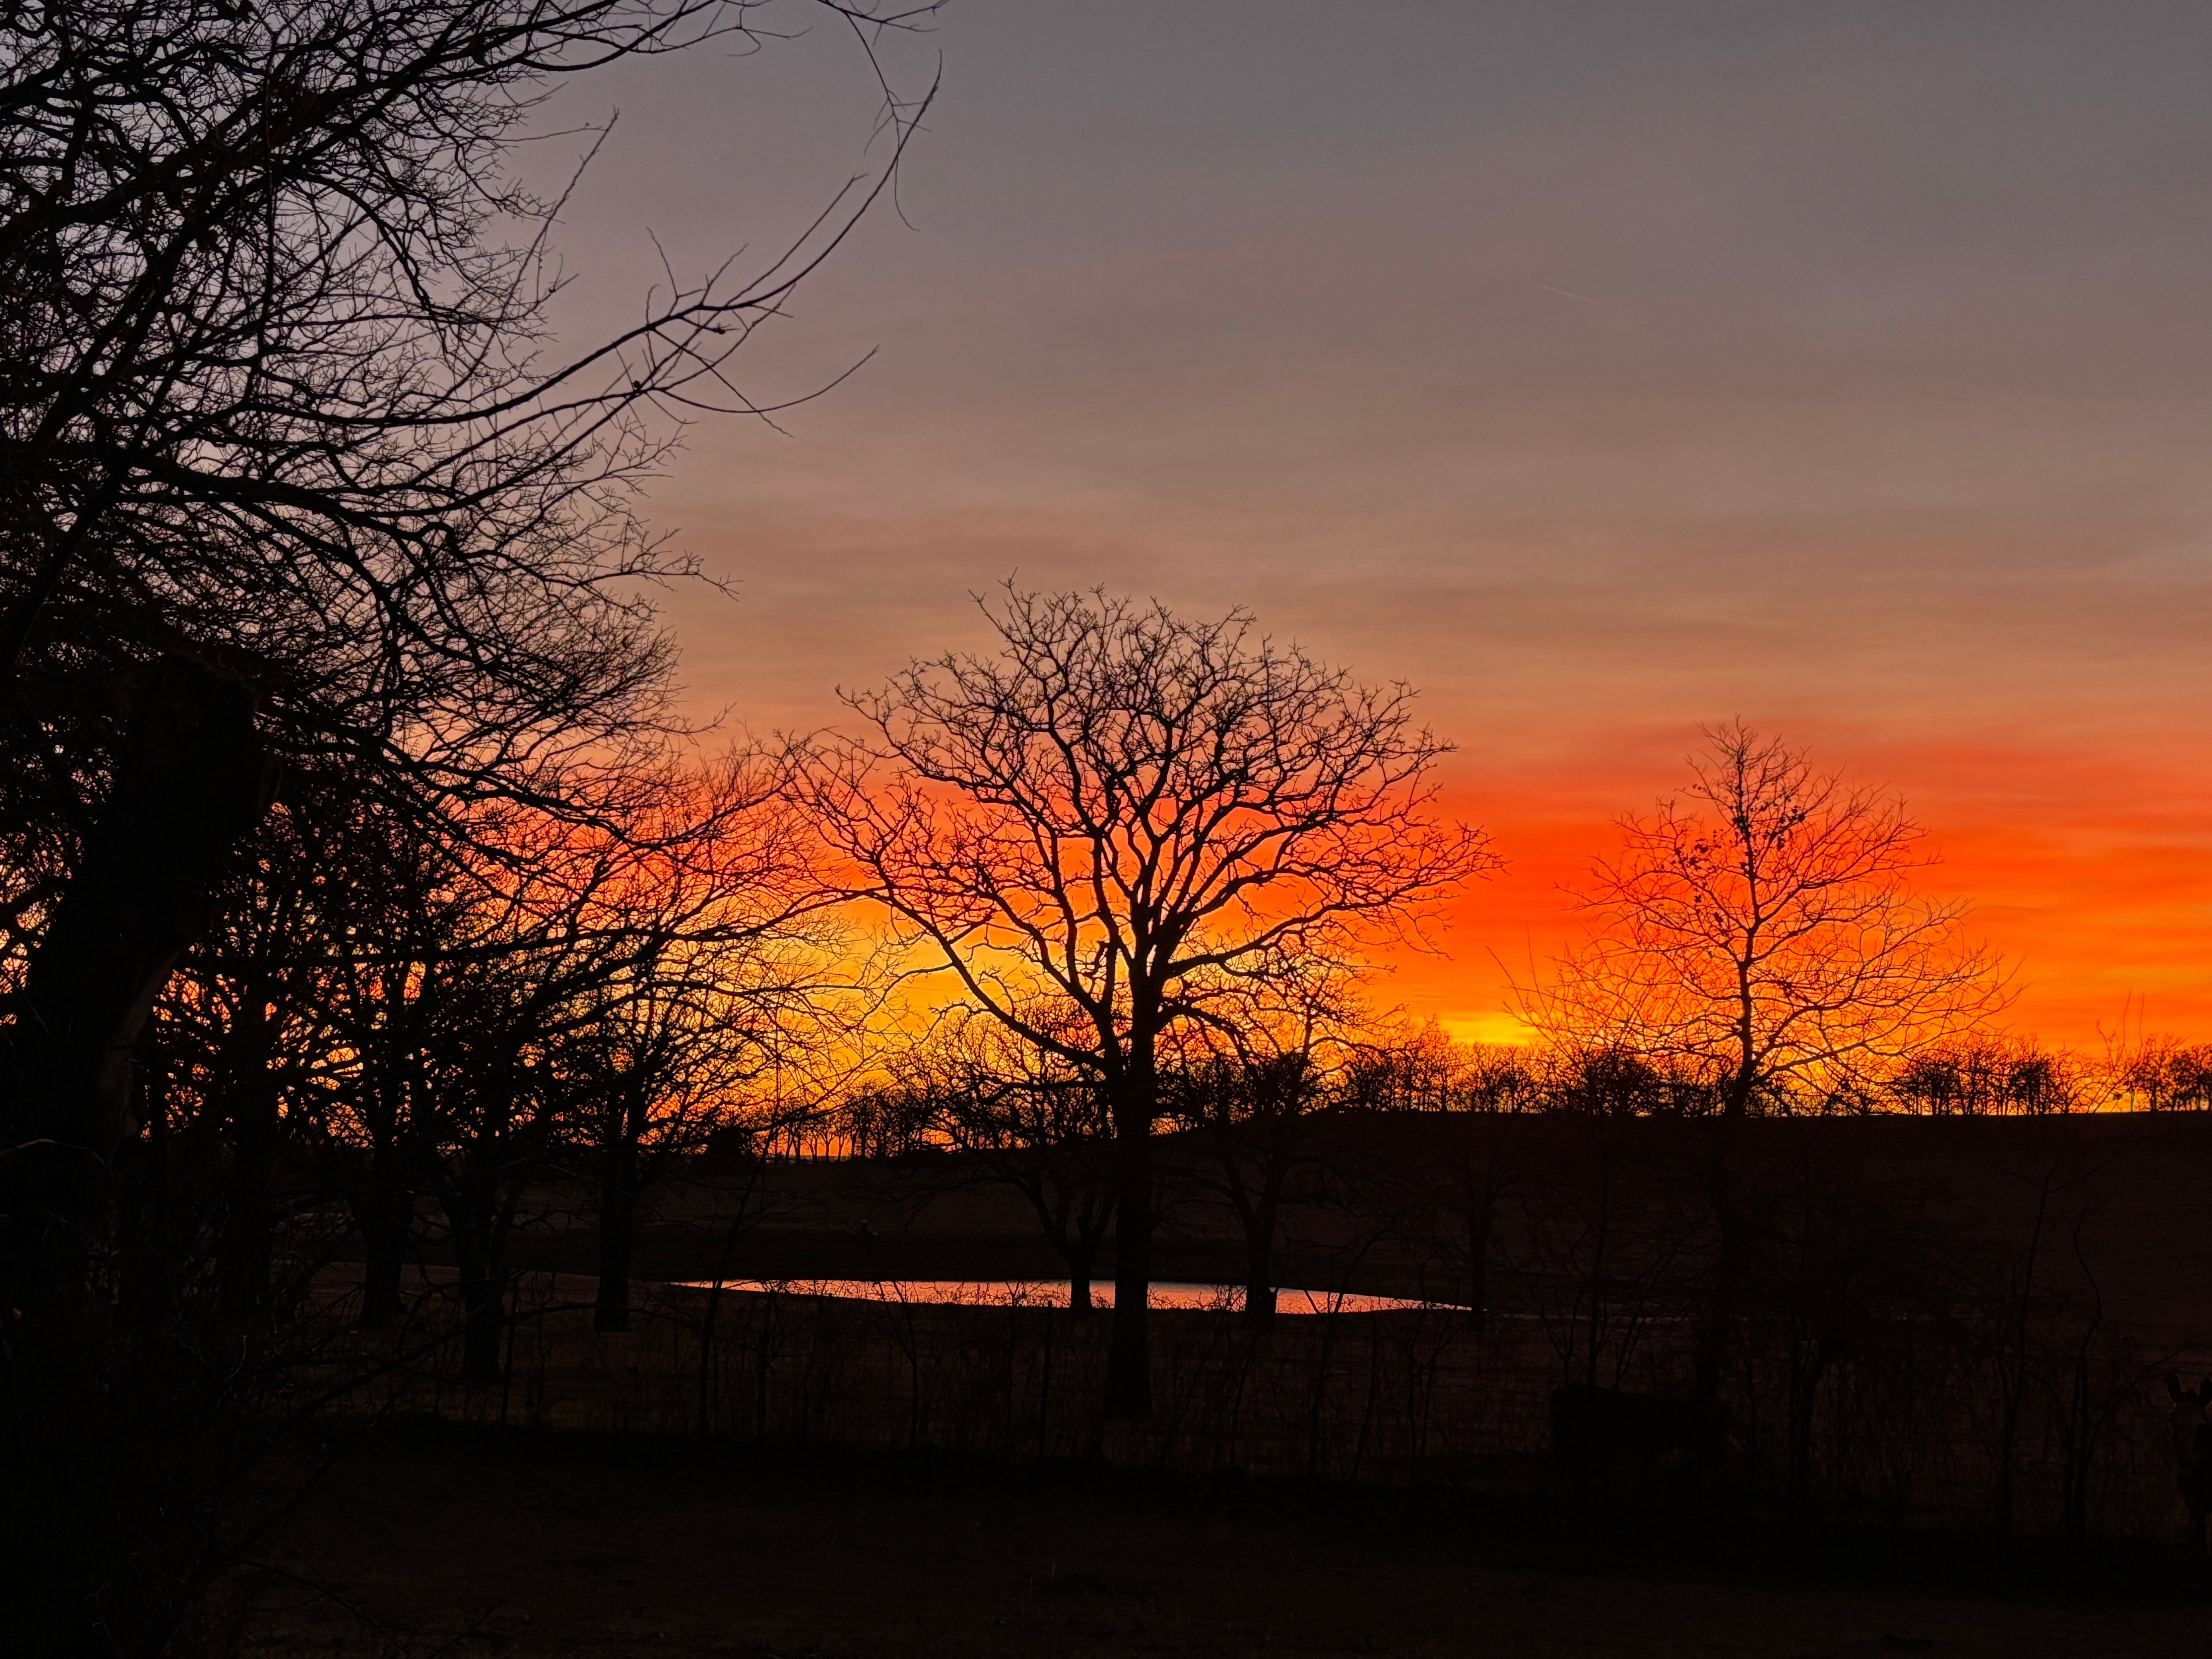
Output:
top-left (247, 1425), bottom-right (2212, 1657)
top-left (496, 1112), bottom-right (2212, 1341)
top-left (229, 1112), bottom-right (2212, 1655)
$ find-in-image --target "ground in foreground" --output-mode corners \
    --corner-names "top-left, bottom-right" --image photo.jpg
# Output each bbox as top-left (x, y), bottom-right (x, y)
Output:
top-left (247, 1427), bottom-right (2210, 1658)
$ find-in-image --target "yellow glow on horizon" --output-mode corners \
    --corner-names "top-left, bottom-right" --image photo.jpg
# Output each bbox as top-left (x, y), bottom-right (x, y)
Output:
top-left (1439, 1012), bottom-right (1536, 1048)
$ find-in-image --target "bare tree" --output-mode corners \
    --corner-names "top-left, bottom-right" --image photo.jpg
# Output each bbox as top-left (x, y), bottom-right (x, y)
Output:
top-left (316, 751), bottom-right (826, 1376)
top-left (1518, 1045), bottom-right (1701, 1392)
top-left (1160, 960), bottom-right (1358, 1330)
top-left (1342, 1023), bottom-right (1538, 1329)
top-left (156, 790), bottom-right (355, 1332)
top-left (873, 1011), bottom-right (1119, 1313)
top-left (306, 790), bottom-right (471, 1330)
top-left (1887, 1032), bottom-right (2090, 1116)
top-left (1517, 722), bottom-right (2005, 1410)
top-left (0, 0), bottom-right (932, 1301)
top-left (553, 750), bottom-right (852, 1333)
top-left (814, 586), bottom-right (1492, 1416)
top-left (2104, 1033), bottom-right (2212, 1112)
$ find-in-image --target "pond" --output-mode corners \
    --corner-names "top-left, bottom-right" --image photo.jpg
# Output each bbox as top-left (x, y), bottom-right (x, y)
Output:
top-left (673, 1278), bottom-right (1454, 1314)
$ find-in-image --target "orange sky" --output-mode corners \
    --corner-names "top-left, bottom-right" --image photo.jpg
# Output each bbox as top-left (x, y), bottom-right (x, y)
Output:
top-left (523, 3), bottom-right (2212, 1050)
top-left (1399, 742), bottom-right (2212, 1049)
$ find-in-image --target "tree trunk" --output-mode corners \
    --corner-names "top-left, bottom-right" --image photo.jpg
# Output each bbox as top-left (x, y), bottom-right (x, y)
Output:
top-left (217, 1000), bottom-right (280, 1329)
top-left (356, 1162), bottom-right (407, 1331)
top-left (460, 1271), bottom-right (507, 1386)
top-left (1584, 1148), bottom-right (1613, 1389)
top-left (595, 1147), bottom-right (639, 1333)
top-left (1992, 1171), bottom-right (2051, 1537)
top-left (117, 1039), bottom-right (173, 1340)
top-left (1464, 1199), bottom-right (1491, 1335)
top-left (1242, 1205), bottom-right (1279, 1331)
top-left (1, 659), bottom-right (269, 1309)
top-left (1062, 1236), bottom-right (1097, 1316)
top-left (1459, 1127), bottom-right (1501, 1335)
top-left (697, 1193), bottom-right (753, 1437)
top-left (1786, 1344), bottom-right (1828, 1518)
top-left (353, 1069), bottom-right (409, 1329)
top-left (1692, 1095), bottom-right (1751, 1418)
top-left (219, 1079), bottom-right (278, 1328)
top-left (1103, 1064), bottom-right (1155, 1419)
top-left (445, 1176), bottom-right (510, 1386)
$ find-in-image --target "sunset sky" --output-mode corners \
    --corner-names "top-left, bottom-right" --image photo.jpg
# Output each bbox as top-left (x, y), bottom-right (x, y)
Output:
top-left (536, 2), bottom-right (2212, 1046)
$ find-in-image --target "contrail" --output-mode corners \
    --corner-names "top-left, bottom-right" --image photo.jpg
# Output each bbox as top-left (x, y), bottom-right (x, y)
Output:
top-left (1533, 282), bottom-right (1604, 306)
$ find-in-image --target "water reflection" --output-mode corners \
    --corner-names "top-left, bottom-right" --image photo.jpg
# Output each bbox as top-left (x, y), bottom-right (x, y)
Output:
top-left (672, 1278), bottom-right (1451, 1314)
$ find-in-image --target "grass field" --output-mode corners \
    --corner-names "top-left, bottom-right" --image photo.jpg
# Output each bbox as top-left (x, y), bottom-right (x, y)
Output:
top-left (237, 1111), bottom-right (2212, 1654)
top-left (244, 1423), bottom-right (2212, 1658)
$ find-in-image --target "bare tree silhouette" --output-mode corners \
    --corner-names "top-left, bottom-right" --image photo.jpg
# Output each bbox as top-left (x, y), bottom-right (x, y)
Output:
top-left (1517, 722), bottom-right (2006, 1414)
top-left (540, 749), bottom-right (851, 1333)
top-left (0, 0), bottom-right (932, 1307)
top-left (1161, 963), bottom-right (1357, 1331)
top-left (813, 586), bottom-right (1493, 1417)
top-left (1342, 1024), bottom-right (1538, 1329)
top-left (828, 1011), bottom-right (1122, 1312)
